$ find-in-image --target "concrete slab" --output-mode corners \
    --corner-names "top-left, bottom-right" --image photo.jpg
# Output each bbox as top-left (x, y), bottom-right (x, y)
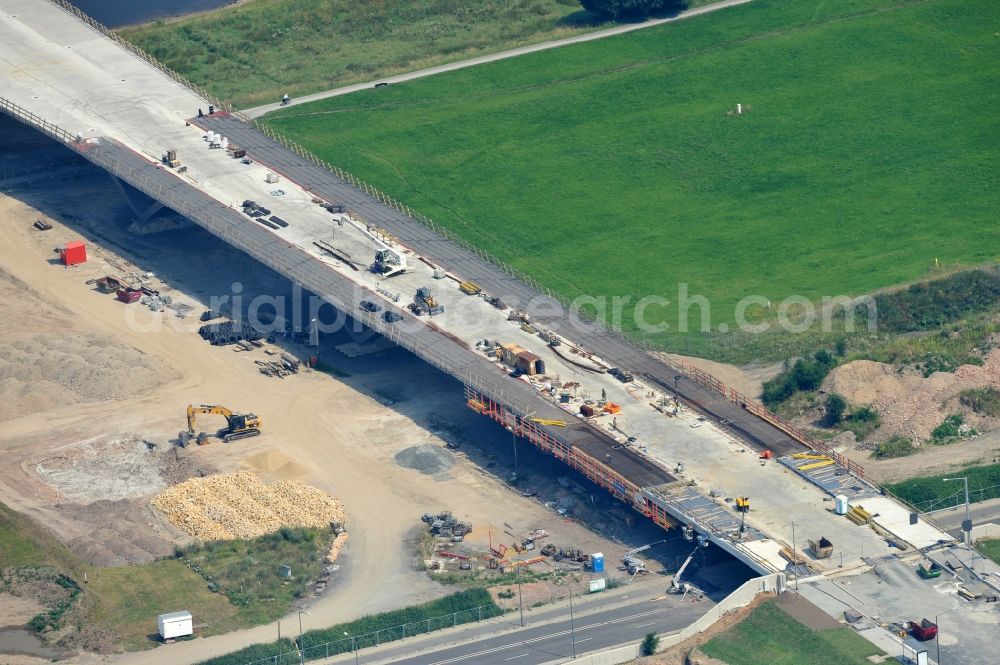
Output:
top-left (857, 497), bottom-right (952, 550)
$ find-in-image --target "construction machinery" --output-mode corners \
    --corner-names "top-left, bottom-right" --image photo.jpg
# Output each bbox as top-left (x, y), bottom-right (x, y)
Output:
top-left (180, 404), bottom-right (262, 446)
top-left (670, 533), bottom-right (708, 595)
top-left (372, 247), bottom-right (407, 277)
top-left (623, 540), bottom-right (665, 576)
top-left (161, 149), bottom-right (180, 168)
top-left (410, 287), bottom-right (444, 316)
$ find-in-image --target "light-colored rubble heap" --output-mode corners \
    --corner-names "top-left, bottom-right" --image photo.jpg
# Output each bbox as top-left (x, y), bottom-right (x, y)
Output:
top-left (152, 471), bottom-right (346, 540)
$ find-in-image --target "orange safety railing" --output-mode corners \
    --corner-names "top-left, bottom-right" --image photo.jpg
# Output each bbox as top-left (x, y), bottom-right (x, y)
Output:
top-left (674, 359), bottom-right (866, 478)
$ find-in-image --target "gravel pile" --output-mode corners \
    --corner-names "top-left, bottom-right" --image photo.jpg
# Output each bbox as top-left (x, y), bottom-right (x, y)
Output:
top-left (394, 444), bottom-right (454, 475)
top-left (0, 332), bottom-right (178, 421)
top-left (151, 471), bottom-right (346, 541)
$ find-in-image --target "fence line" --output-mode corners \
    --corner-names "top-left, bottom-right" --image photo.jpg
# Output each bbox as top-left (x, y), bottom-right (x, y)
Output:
top-left (224, 603), bottom-right (502, 665)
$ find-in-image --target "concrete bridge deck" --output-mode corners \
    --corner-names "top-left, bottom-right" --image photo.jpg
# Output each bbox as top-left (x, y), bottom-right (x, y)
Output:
top-left (0, 0), bottom-right (951, 579)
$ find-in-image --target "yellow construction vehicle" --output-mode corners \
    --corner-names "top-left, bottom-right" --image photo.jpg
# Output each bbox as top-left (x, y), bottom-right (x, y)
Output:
top-left (181, 404), bottom-right (262, 446)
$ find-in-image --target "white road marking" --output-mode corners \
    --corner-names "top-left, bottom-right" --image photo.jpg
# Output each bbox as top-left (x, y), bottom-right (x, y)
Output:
top-left (504, 654), bottom-right (530, 660)
top-left (423, 602), bottom-right (694, 665)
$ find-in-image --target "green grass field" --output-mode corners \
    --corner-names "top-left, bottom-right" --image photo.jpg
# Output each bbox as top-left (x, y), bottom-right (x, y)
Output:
top-left (265, 0), bottom-right (1000, 350)
top-left (702, 599), bottom-right (883, 665)
top-left (977, 539), bottom-right (1000, 565)
top-left (884, 462), bottom-right (1000, 512)
top-left (119, 0), bottom-right (618, 107)
top-left (0, 502), bottom-right (327, 651)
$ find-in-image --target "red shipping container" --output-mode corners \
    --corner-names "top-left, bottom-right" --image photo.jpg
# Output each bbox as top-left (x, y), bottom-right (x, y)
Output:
top-left (61, 241), bottom-right (87, 266)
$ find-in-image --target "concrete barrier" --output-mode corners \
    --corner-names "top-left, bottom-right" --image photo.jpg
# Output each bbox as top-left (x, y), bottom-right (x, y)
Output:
top-left (558, 574), bottom-right (784, 665)
top-left (972, 523), bottom-right (1000, 541)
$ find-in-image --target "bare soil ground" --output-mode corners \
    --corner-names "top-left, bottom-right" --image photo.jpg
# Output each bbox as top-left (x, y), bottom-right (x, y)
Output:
top-left (823, 353), bottom-right (1000, 444)
top-left (663, 353), bottom-right (780, 403)
top-left (0, 124), bottom-right (648, 663)
top-left (843, 428), bottom-right (1000, 485)
top-left (0, 592), bottom-right (44, 627)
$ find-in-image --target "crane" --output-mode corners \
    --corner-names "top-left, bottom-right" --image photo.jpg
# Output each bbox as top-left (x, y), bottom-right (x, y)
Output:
top-left (180, 404), bottom-right (262, 446)
top-left (670, 534), bottom-right (709, 595)
top-left (622, 539), bottom-right (666, 579)
top-left (335, 213), bottom-right (408, 277)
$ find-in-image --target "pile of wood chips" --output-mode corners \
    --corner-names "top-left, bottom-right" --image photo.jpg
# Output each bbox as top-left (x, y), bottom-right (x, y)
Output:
top-left (152, 471), bottom-right (347, 541)
top-left (326, 532), bottom-right (349, 564)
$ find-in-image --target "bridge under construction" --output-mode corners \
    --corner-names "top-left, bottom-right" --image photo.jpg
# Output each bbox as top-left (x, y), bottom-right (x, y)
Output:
top-left (0, 0), bottom-right (950, 579)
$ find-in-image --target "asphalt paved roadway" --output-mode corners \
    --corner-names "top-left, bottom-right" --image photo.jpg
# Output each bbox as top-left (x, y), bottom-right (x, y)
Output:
top-left (347, 593), bottom-right (713, 665)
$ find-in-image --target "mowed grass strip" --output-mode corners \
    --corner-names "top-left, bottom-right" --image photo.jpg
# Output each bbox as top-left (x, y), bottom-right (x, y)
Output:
top-left (119, 0), bottom-right (614, 108)
top-left (702, 598), bottom-right (883, 665)
top-left (266, 0), bottom-right (1000, 335)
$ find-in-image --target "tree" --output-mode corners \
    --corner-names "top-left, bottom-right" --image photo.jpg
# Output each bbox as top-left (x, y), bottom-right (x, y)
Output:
top-left (580, 0), bottom-right (687, 20)
top-left (822, 393), bottom-right (847, 427)
top-left (640, 632), bottom-right (660, 656)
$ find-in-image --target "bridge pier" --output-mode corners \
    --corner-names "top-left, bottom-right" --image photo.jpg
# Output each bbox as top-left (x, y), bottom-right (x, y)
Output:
top-left (109, 174), bottom-right (189, 234)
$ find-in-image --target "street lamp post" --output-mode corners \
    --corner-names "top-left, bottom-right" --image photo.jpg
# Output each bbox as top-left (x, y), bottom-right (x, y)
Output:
top-left (942, 477), bottom-right (971, 546)
top-left (297, 610), bottom-right (310, 665)
top-left (516, 563), bottom-right (525, 627)
top-left (568, 582), bottom-right (577, 658)
top-left (344, 631), bottom-right (359, 665)
top-left (791, 518), bottom-right (799, 591)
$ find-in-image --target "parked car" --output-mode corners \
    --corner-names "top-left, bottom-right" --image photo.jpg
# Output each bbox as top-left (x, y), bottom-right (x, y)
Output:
top-left (383, 311), bottom-right (403, 323)
top-left (360, 300), bottom-right (382, 313)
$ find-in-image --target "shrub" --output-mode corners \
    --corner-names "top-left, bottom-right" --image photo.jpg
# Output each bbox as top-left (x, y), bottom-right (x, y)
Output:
top-left (841, 405), bottom-right (881, 440)
top-left (762, 349), bottom-right (839, 407)
top-left (641, 632), bottom-right (660, 656)
top-left (821, 393), bottom-right (847, 426)
top-left (871, 436), bottom-right (916, 459)
top-left (960, 387), bottom-right (1000, 417)
top-left (858, 269), bottom-right (1000, 333)
top-left (931, 414), bottom-right (965, 441)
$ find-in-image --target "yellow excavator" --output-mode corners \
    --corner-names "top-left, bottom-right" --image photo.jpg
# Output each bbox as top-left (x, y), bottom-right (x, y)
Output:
top-left (180, 404), bottom-right (262, 446)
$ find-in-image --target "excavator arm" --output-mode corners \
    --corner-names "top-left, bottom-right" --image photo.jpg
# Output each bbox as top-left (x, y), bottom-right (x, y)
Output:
top-left (186, 404), bottom-right (234, 434)
top-left (181, 404), bottom-right (260, 446)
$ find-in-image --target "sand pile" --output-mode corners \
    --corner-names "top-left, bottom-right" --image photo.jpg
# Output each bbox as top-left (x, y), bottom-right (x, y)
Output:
top-left (0, 332), bottom-right (179, 421)
top-left (823, 349), bottom-right (1000, 442)
top-left (152, 471), bottom-right (346, 541)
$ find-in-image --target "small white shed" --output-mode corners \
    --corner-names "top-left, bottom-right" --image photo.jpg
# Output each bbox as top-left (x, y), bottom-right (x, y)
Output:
top-left (157, 610), bottom-right (193, 640)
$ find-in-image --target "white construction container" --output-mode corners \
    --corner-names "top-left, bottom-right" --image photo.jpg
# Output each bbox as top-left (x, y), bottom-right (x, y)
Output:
top-left (266, 172), bottom-right (280, 184)
top-left (157, 610), bottom-right (193, 640)
top-left (835, 495), bottom-right (849, 515)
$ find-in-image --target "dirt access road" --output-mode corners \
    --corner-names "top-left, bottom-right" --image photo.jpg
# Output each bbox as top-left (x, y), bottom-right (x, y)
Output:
top-left (243, 0), bottom-right (755, 117)
top-left (0, 130), bottom-right (633, 663)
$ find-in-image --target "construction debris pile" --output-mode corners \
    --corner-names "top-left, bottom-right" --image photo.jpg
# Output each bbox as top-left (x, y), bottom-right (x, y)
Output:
top-left (255, 355), bottom-right (300, 378)
top-left (198, 321), bottom-right (265, 346)
top-left (152, 471), bottom-right (347, 541)
top-left (421, 511), bottom-right (471, 540)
